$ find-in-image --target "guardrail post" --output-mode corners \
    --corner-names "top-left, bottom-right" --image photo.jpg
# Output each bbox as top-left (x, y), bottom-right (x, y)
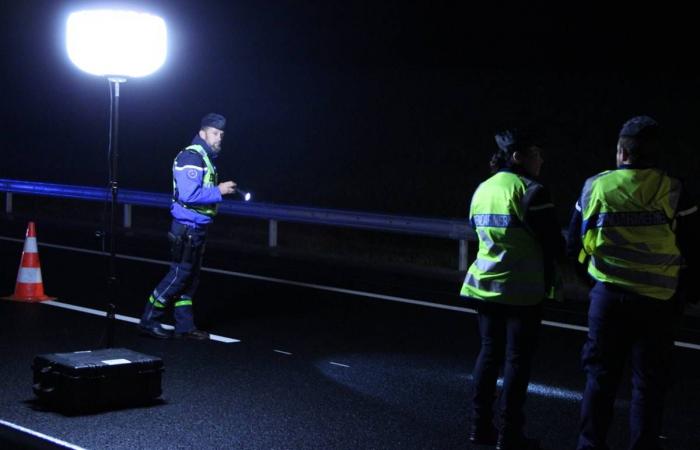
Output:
top-left (123, 203), bottom-right (132, 228)
top-left (269, 219), bottom-right (278, 247)
top-left (458, 239), bottom-right (468, 271)
top-left (5, 192), bottom-right (12, 214)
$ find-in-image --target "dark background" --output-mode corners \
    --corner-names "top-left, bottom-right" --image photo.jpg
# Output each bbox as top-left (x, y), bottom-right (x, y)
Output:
top-left (2, 1), bottom-right (698, 221)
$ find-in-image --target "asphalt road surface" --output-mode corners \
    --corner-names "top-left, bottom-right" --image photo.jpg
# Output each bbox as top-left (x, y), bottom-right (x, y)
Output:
top-left (1, 218), bottom-right (699, 449)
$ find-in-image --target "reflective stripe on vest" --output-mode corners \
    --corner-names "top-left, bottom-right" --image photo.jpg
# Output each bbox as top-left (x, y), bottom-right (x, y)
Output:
top-left (460, 171), bottom-right (551, 305)
top-left (172, 144), bottom-right (219, 217)
top-left (579, 168), bottom-right (682, 300)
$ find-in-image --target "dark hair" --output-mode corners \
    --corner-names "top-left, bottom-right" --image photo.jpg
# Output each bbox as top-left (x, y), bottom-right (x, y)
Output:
top-left (489, 129), bottom-right (537, 173)
top-left (489, 148), bottom-right (511, 173)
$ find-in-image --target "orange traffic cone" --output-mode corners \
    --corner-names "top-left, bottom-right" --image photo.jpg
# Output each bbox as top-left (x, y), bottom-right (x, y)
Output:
top-left (3, 222), bottom-right (55, 302)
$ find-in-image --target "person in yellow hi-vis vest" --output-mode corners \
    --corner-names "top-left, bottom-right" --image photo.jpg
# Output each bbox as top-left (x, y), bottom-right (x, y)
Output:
top-left (568, 116), bottom-right (699, 450)
top-left (461, 129), bottom-right (564, 450)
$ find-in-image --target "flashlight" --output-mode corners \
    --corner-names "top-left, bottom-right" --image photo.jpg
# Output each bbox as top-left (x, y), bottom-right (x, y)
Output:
top-left (237, 189), bottom-right (252, 202)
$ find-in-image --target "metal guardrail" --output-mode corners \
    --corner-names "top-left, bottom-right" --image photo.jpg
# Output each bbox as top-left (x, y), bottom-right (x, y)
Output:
top-left (0, 178), bottom-right (476, 270)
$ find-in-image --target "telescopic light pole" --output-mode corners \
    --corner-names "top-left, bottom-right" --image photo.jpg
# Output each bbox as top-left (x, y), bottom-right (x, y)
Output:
top-left (105, 76), bottom-right (126, 346)
top-left (67, 9), bottom-right (167, 347)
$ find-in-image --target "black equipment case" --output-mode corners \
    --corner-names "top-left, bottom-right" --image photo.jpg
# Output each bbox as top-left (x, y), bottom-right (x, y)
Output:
top-left (32, 348), bottom-right (163, 412)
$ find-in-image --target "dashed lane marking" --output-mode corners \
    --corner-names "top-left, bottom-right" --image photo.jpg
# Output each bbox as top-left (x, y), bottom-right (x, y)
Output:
top-left (273, 349), bottom-right (293, 355)
top-left (329, 362), bottom-right (350, 368)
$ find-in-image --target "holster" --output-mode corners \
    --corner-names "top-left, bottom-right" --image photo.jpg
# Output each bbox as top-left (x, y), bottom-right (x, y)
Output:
top-left (168, 231), bottom-right (186, 262)
top-left (169, 227), bottom-right (206, 264)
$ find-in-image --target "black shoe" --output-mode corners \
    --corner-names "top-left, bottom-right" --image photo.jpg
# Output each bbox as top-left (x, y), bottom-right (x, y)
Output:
top-left (468, 423), bottom-right (498, 446)
top-left (496, 433), bottom-right (540, 450)
top-left (174, 329), bottom-right (210, 340)
top-left (139, 324), bottom-right (172, 339)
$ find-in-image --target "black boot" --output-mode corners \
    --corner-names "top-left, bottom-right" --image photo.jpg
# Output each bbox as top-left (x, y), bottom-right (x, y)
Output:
top-left (139, 296), bottom-right (170, 339)
top-left (138, 323), bottom-right (172, 339)
top-left (174, 329), bottom-right (210, 340)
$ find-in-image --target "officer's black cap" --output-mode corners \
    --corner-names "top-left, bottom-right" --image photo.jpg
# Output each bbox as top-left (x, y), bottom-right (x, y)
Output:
top-left (619, 115), bottom-right (658, 139)
top-left (494, 129), bottom-right (536, 153)
top-left (201, 113), bottom-right (226, 130)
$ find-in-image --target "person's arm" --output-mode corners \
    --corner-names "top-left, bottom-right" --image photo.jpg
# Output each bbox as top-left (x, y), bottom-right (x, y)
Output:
top-left (524, 186), bottom-right (565, 289)
top-left (524, 186), bottom-right (565, 261)
top-left (566, 201), bottom-right (583, 260)
top-left (563, 198), bottom-right (593, 285)
top-left (173, 152), bottom-right (222, 205)
top-left (675, 188), bottom-right (699, 304)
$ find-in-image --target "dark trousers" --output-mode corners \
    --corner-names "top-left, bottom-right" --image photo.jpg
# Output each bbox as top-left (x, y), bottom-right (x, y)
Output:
top-left (141, 220), bottom-right (207, 333)
top-left (471, 301), bottom-right (542, 435)
top-left (577, 282), bottom-right (675, 450)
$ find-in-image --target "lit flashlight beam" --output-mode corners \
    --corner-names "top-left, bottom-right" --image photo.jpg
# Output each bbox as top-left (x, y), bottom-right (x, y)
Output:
top-left (237, 189), bottom-right (252, 202)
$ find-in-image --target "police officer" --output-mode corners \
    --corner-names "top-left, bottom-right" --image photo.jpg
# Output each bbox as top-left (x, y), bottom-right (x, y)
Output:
top-left (139, 113), bottom-right (236, 340)
top-left (569, 116), bottom-right (698, 450)
top-left (462, 129), bottom-right (564, 450)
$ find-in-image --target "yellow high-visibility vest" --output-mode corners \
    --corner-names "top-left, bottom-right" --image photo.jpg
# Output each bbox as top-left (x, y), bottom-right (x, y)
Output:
top-left (578, 168), bottom-right (682, 300)
top-left (461, 171), bottom-right (555, 305)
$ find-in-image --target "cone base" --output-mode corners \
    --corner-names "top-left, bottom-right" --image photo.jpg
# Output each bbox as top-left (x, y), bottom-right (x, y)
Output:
top-left (2, 295), bottom-right (56, 303)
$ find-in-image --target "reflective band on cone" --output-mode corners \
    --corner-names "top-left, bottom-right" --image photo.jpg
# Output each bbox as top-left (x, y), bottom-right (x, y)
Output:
top-left (3, 222), bottom-right (56, 302)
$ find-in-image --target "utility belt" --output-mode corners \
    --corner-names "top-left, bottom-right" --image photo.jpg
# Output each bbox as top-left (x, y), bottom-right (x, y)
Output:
top-left (173, 198), bottom-right (217, 217)
top-left (168, 222), bottom-right (207, 264)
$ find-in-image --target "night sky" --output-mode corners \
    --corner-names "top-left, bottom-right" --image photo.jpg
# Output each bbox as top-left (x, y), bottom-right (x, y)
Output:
top-left (1, 1), bottom-right (698, 221)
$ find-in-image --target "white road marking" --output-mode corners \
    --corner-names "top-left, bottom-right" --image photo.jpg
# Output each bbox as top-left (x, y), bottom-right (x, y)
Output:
top-left (2, 236), bottom-right (699, 351)
top-left (541, 319), bottom-right (588, 332)
top-left (329, 362), bottom-right (350, 368)
top-left (43, 300), bottom-right (240, 344)
top-left (675, 341), bottom-right (700, 351)
top-left (273, 349), bottom-right (293, 355)
top-left (0, 419), bottom-right (86, 450)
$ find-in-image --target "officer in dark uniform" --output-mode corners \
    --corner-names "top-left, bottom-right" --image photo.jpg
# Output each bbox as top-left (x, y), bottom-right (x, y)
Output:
top-left (139, 113), bottom-right (236, 340)
top-left (462, 129), bottom-right (564, 450)
top-left (568, 116), bottom-right (698, 450)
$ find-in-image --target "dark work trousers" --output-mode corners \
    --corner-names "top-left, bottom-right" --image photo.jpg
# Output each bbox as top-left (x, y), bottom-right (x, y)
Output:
top-left (577, 282), bottom-right (675, 450)
top-left (141, 220), bottom-right (207, 333)
top-left (471, 301), bottom-right (542, 435)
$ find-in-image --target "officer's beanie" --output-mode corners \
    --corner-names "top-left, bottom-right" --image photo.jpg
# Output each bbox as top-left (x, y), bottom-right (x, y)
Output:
top-left (619, 115), bottom-right (659, 140)
top-left (201, 113), bottom-right (226, 130)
